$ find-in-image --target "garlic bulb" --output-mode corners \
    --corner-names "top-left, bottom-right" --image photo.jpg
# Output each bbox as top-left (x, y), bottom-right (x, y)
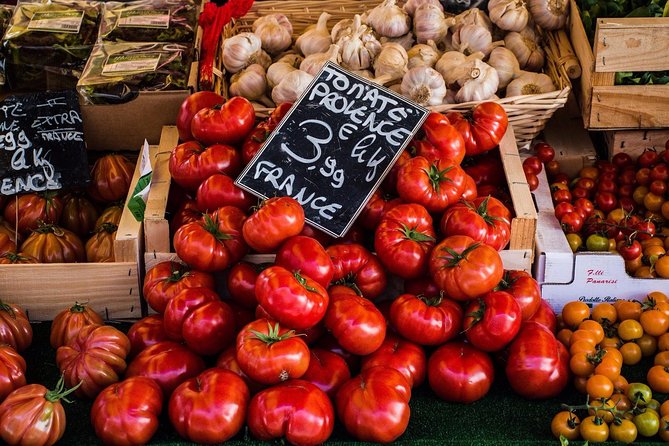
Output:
top-left (331, 18), bottom-right (353, 43)
top-left (488, 0), bottom-right (529, 32)
top-left (353, 70), bottom-right (375, 79)
top-left (339, 16), bottom-right (382, 71)
top-left (452, 8), bottom-right (493, 32)
top-left (443, 89), bottom-right (457, 104)
top-left (373, 43), bottom-right (408, 83)
top-left (403, 0), bottom-right (443, 16)
top-left (380, 32), bottom-right (416, 51)
top-left (366, 0), bottom-right (411, 38)
top-left (275, 52), bottom-right (303, 68)
top-left (407, 40), bottom-right (442, 69)
top-left (300, 44), bottom-right (341, 76)
top-left (452, 24), bottom-right (493, 57)
top-left (400, 66), bottom-right (447, 106)
top-left (222, 32), bottom-right (263, 74)
top-left (414, 3), bottom-right (450, 44)
top-left (255, 51), bottom-right (273, 71)
top-left (267, 62), bottom-right (297, 88)
top-left (436, 51), bottom-right (484, 86)
top-left (253, 14), bottom-right (293, 55)
top-left (487, 46), bottom-right (520, 89)
top-left (527, 0), bottom-right (568, 30)
top-left (504, 27), bottom-right (545, 71)
top-left (295, 12), bottom-right (332, 57)
top-left (272, 70), bottom-right (314, 104)
top-left (454, 59), bottom-right (499, 103)
top-left (230, 64), bottom-right (272, 106)
top-left (389, 83), bottom-right (403, 94)
top-left (506, 71), bottom-right (555, 96)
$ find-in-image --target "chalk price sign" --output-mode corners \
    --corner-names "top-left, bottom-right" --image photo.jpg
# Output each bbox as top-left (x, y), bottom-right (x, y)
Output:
top-left (236, 62), bottom-right (428, 238)
top-left (0, 90), bottom-right (90, 196)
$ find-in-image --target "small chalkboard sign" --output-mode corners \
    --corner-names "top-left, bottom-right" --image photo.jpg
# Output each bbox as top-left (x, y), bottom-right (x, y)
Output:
top-left (0, 90), bottom-right (89, 196)
top-left (236, 62), bottom-right (429, 238)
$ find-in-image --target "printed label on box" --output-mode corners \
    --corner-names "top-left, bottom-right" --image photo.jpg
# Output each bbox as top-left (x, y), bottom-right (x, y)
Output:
top-left (27, 10), bottom-right (84, 33)
top-left (118, 9), bottom-right (170, 29)
top-left (101, 53), bottom-right (160, 76)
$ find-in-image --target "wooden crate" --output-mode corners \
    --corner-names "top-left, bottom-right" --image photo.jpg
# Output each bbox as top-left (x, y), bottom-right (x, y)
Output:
top-left (0, 149), bottom-right (149, 321)
top-left (540, 106), bottom-right (598, 177)
top-left (569, 0), bottom-right (669, 129)
top-left (604, 129), bottom-right (669, 160)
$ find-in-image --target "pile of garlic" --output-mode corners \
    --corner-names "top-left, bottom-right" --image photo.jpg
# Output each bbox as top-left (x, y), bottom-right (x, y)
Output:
top-left (221, 0), bottom-right (566, 107)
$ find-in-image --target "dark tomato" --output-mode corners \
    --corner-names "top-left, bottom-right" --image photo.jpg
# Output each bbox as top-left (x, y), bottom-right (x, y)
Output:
top-left (534, 142), bottom-right (556, 163)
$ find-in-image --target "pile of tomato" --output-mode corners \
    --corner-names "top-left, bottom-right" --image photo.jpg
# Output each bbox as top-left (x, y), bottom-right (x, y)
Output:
top-left (552, 293), bottom-right (669, 443)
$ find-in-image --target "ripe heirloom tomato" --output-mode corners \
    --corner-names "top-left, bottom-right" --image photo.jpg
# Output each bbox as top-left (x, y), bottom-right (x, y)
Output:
top-left (357, 190), bottom-right (403, 231)
top-left (242, 197), bottom-right (305, 253)
top-left (389, 293), bottom-right (463, 346)
top-left (196, 173), bottom-right (255, 213)
top-left (226, 261), bottom-right (267, 310)
top-left (215, 346), bottom-right (262, 393)
top-left (85, 223), bottom-right (117, 262)
top-left (248, 379), bottom-right (334, 446)
top-left (88, 154), bottom-right (135, 203)
top-left (126, 315), bottom-right (167, 358)
top-left (327, 243), bottom-right (387, 300)
top-left (495, 270), bottom-right (541, 320)
top-left (0, 345), bottom-right (26, 402)
top-left (21, 224), bottom-right (85, 263)
top-left (302, 349), bottom-right (351, 399)
top-left (0, 253), bottom-right (37, 264)
top-left (440, 196), bottom-right (512, 251)
top-left (4, 192), bottom-right (63, 236)
top-left (275, 235), bottom-right (334, 288)
top-left (60, 194), bottom-right (98, 238)
top-left (446, 102), bottom-right (508, 156)
top-left (169, 369), bottom-right (249, 444)
top-left (419, 112), bottom-right (466, 163)
top-left (360, 334), bottom-right (426, 388)
top-left (429, 235), bottom-right (504, 301)
top-left (0, 301), bottom-right (32, 352)
top-left (241, 122), bottom-right (271, 165)
top-left (397, 156), bottom-right (467, 213)
top-left (50, 302), bottom-right (103, 349)
top-left (56, 324), bottom-right (130, 399)
top-left (336, 366), bottom-right (411, 443)
top-left (374, 203), bottom-right (436, 279)
top-left (96, 205), bottom-right (123, 229)
top-left (173, 206), bottom-right (248, 272)
top-left (428, 341), bottom-right (494, 403)
top-left (463, 291), bottom-right (522, 352)
top-left (142, 261), bottom-right (215, 314)
top-left (190, 96), bottom-right (255, 146)
top-left (169, 142), bottom-right (242, 191)
top-left (91, 377), bottom-right (163, 446)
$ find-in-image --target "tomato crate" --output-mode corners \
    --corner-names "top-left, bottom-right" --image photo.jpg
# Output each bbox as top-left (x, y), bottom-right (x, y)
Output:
top-left (569, 0), bottom-right (669, 129)
top-left (143, 125), bottom-right (536, 274)
top-left (604, 129), bottom-right (669, 160)
top-left (531, 168), bottom-right (668, 313)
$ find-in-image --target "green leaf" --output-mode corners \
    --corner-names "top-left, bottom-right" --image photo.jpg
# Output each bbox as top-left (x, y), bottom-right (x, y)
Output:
top-left (560, 435), bottom-right (569, 446)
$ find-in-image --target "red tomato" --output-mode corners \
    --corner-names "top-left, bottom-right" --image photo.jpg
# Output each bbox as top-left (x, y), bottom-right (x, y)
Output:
top-left (56, 324), bottom-right (130, 399)
top-left (256, 266), bottom-right (329, 330)
top-left (215, 346), bottom-right (263, 393)
top-left (534, 142), bottom-right (556, 163)
top-left (227, 261), bottom-right (267, 310)
top-left (127, 315), bottom-right (167, 358)
top-left (169, 368), bottom-right (249, 443)
top-left (429, 235), bottom-right (504, 301)
top-left (440, 196), bottom-right (512, 251)
top-left (523, 156), bottom-right (543, 175)
top-left (0, 345), bottom-right (26, 402)
top-left (560, 212), bottom-right (584, 233)
top-left (463, 291), bottom-right (522, 352)
top-left (389, 293), bottom-right (463, 346)
top-left (142, 261), bottom-right (215, 314)
top-left (174, 206), bottom-right (248, 272)
top-left (651, 163), bottom-right (669, 181)
top-left (196, 173), bottom-right (255, 213)
top-left (4, 192), bottom-right (63, 236)
top-left (612, 152), bottom-right (634, 169)
top-left (428, 341), bottom-right (494, 403)
top-left (495, 270), bottom-right (542, 320)
top-left (505, 321), bottom-right (569, 399)
top-left (526, 173), bottom-right (539, 191)
top-left (88, 154), bottom-right (135, 203)
top-left (243, 197), bottom-right (305, 253)
top-left (49, 302), bottom-right (103, 349)
top-left (358, 190), bottom-right (403, 231)
top-left (275, 235), bottom-right (334, 288)
top-left (420, 112), bottom-right (466, 163)
top-left (91, 377), bottom-right (163, 446)
top-left (397, 156), bottom-right (467, 213)
top-left (190, 96), bottom-right (255, 146)
top-left (20, 224), bottom-right (85, 263)
top-left (0, 301), bottom-right (32, 352)
top-left (336, 366), bottom-right (411, 443)
top-left (324, 286), bottom-right (387, 356)
top-left (526, 299), bottom-right (558, 333)
top-left (638, 148), bottom-right (660, 168)
top-left (125, 341), bottom-right (206, 396)
top-left (248, 379), bottom-right (334, 446)
top-left (170, 200), bottom-right (202, 235)
top-left (59, 193), bottom-right (98, 238)
top-left (595, 192), bottom-right (619, 214)
top-left (327, 243), bottom-right (387, 300)
top-left (618, 239), bottom-right (642, 261)
top-left (236, 319), bottom-right (310, 385)
top-left (169, 142), bottom-right (241, 191)
top-left (374, 203), bottom-right (436, 279)
top-left (242, 122), bottom-right (272, 165)
top-left (315, 333), bottom-right (361, 373)
top-left (462, 149), bottom-right (506, 187)
top-left (360, 334), bottom-right (426, 388)
top-left (302, 348), bottom-right (351, 399)
top-left (176, 91), bottom-right (225, 142)
top-left (403, 276), bottom-right (441, 298)
top-left (447, 102), bottom-right (508, 156)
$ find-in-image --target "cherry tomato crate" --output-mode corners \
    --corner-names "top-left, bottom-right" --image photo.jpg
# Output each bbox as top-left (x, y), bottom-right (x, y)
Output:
top-left (569, 0), bottom-right (669, 129)
top-left (604, 129), bottom-right (669, 160)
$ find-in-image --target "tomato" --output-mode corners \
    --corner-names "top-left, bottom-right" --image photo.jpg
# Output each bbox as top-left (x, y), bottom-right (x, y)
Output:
top-left (585, 233), bottom-right (609, 251)
top-left (169, 368), bottom-right (249, 443)
top-left (523, 156), bottom-right (543, 175)
top-left (427, 341), bottom-right (494, 403)
top-left (96, 204), bottom-right (123, 229)
top-left (242, 197), bottom-right (305, 253)
top-left (617, 238), bottom-right (642, 261)
top-left (626, 382), bottom-right (653, 406)
top-left (534, 141), bottom-right (556, 163)
top-left (176, 91), bottom-right (225, 142)
top-left (360, 334), bottom-right (426, 388)
top-left (336, 366), bottom-right (411, 443)
top-left (495, 270), bottom-right (541, 321)
top-left (275, 235), bottom-right (334, 288)
top-left (91, 377), bottom-right (163, 446)
top-left (389, 293), bottom-right (463, 346)
top-left (0, 301), bottom-right (32, 352)
top-left (551, 411), bottom-right (580, 441)
top-left (163, 287), bottom-right (236, 355)
top-left (647, 365), bottom-right (669, 393)
top-left (506, 322), bottom-right (569, 399)
top-left (169, 142), bottom-right (242, 192)
top-left (327, 243), bottom-right (387, 300)
top-left (125, 341), bottom-right (206, 396)
top-left (0, 345), bottom-right (26, 402)
top-left (0, 253), bottom-right (37, 264)
top-left (429, 235), bottom-right (504, 301)
top-left (127, 315), bottom-right (167, 358)
top-left (526, 299), bottom-right (557, 333)
top-left (256, 266), bottom-right (329, 330)
top-left (462, 149), bottom-right (506, 187)
top-left (357, 190), bottom-right (403, 231)
top-left (463, 291), bottom-right (522, 352)
top-left (419, 112), bottom-right (466, 163)
top-left (174, 206), bottom-right (248, 272)
top-left (248, 379), bottom-right (334, 446)
top-left (580, 416), bottom-right (609, 443)
top-left (552, 188), bottom-right (572, 204)
top-left (59, 194), bottom-right (98, 238)
top-left (4, 192), bottom-right (63, 236)
top-left (85, 223), bottom-right (117, 262)
top-left (88, 154), bottom-right (135, 203)
top-left (561, 301), bottom-right (590, 328)
top-left (374, 204), bottom-right (436, 279)
top-left (324, 285), bottom-right (386, 356)
top-left (142, 261), bottom-right (215, 314)
top-left (21, 224), bottom-right (85, 263)
top-left (49, 302), bottom-right (103, 349)
top-left (660, 415), bottom-right (669, 441)
top-left (657, 255), bottom-right (669, 279)
top-left (190, 96), bottom-right (255, 146)
top-left (560, 212), bottom-right (584, 233)
top-left (554, 202), bottom-right (575, 221)
top-left (56, 324), bottom-right (130, 399)
top-left (448, 104), bottom-right (509, 158)
top-left (440, 196), bottom-right (511, 251)
top-left (634, 410), bottom-right (660, 437)
top-left (241, 121), bottom-right (271, 165)
top-left (302, 348), bottom-right (351, 399)
top-left (397, 156), bottom-right (467, 213)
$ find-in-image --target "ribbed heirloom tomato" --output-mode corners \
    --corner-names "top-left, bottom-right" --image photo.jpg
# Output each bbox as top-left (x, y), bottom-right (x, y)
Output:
top-left (417, 112), bottom-right (466, 164)
top-left (0, 300), bottom-right (32, 352)
top-left (88, 154), bottom-right (135, 203)
top-left (190, 96), bottom-right (255, 146)
top-left (494, 270), bottom-right (542, 320)
top-left (142, 261), bottom-right (215, 314)
top-left (301, 348), bottom-right (351, 398)
top-left (195, 173), bottom-right (255, 213)
top-left (4, 192), bottom-right (63, 235)
top-left (175, 90), bottom-right (225, 142)
top-left (49, 302), bottom-right (103, 349)
top-left (397, 156), bottom-right (468, 213)
top-left (389, 293), bottom-right (463, 346)
top-left (242, 197), bottom-right (305, 253)
top-left (360, 334), bottom-right (427, 388)
top-left (463, 291), bottom-right (522, 352)
top-left (20, 224), bottom-right (85, 263)
top-left (440, 196), bottom-right (512, 251)
top-left (446, 102), bottom-right (509, 156)
top-left (327, 243), bottom-right (387, 300)
top-left (126, 315), bottom-right (168, 358)
top-left (274, 235), bottom-right (334, 289)
top-left (169, 141), bottom-right (242, 191)
top-left (0, 345), bottom-right (26, 402)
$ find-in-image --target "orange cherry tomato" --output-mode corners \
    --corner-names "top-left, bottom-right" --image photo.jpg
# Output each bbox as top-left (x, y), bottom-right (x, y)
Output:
top-left (600, 336), bottom-right (622, 351)
top-left (658, 333), bottom-right (669, 351)
top-left (562, 302), bottom-right (591, 328)
top-left (592, 303), bottom-right (617, 324)
top-left (655, 350), bottom-right (669, 367)
top-left (615, 300), bottom-right (642, 321)
top-left (620, 342), bottom-right (642, 366)
top-left (551, 411), bottom-right (580, 441)
top-left (612, 374), bottom-right (629, 394)
top-left (570, 351), bottom-right (596, 377)
top-left (594, 356), bottom-right (621, 381)
top-left (618, 319), bottom-right (644, 341)
top-left (648, 365), bottom-right (669, 394)
top-left (586, 374), bottom-right (614, 400)
top-left (570, 339), bottom-right (597, 356)
top-left (570, 329), bottom-right (599, 347)
top-left (637, 333), bottom-right (658, 357)
top-left (557, 328), bottom-right (573, 346)
top-left (656, 255), bottom-right (669, 279)
top-left (578, 320), bottom-right (605, 344)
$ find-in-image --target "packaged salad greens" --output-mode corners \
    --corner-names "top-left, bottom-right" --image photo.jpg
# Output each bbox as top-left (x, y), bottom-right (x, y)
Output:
top-left (77, 41), bottom-right (193, 104)
top-left (100, 0), bottom-right (197, 43)
top-left (2, 0), bottom-right (101, 91)
top-left (0, 5), bottom-right (15, 87)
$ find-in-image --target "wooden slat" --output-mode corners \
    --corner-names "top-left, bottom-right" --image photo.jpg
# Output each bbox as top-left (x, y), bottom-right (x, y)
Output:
top-left (605, 129), bottom-right (669, 159)
top-left (594, 18), bottom-right (669, 72)
top-left (590, 85), bottom-right (669, 128)
top-left (569, 0), bottom-right (595, 128)
top-left (115, 141), bottom-right (148, 264)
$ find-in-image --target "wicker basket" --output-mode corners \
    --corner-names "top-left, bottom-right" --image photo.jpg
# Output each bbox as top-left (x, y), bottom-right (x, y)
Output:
top-left (222, 0), bottom-right (571, 149)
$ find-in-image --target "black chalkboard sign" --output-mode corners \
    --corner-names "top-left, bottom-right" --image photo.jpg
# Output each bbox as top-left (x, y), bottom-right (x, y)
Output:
top-left (236, 62), bottom-right (429, 238)
top-left (0, 90), bottom-right (90, 196)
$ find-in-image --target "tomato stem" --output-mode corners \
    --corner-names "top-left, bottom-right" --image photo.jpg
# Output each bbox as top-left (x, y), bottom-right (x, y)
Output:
top-left (399, 224), bottom-right (435, 243)
top-left (249, 322), bottom-right (301, 345)
top-left (0, 300), bottom-right (16, 318)
top-left (293, 272), bottom-right (321, 294)
top-left (422, 164), bottom-right (454, 193)
top-left (44, 376), bottom-right (82, 403)
top-left (202, 213), bottom-right (234, 242)
top-left (438, 243), bottom-right (481, 268)
top-left (332, 274), bottom-right (363, 296)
